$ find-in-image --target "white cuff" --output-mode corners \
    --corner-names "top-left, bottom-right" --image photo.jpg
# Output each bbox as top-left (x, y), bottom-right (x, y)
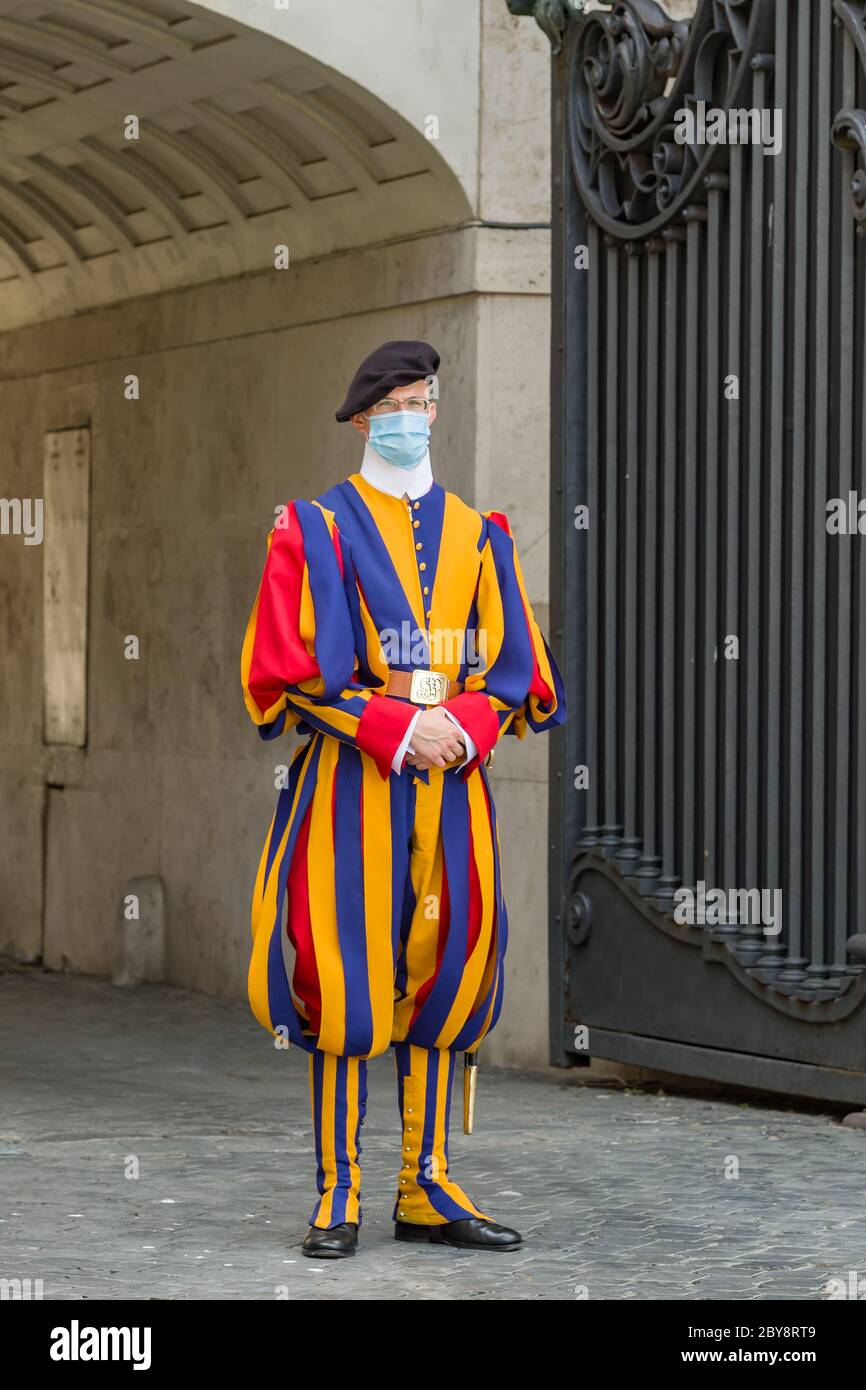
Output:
top-left (441, 708), bottom-right (478, 768)
top-left (391, 708), bottom-right (422, 774)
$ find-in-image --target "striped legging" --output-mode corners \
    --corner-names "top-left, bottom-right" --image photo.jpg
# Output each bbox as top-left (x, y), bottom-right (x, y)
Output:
top-left (308, 1042), bottom-right (490, 1229)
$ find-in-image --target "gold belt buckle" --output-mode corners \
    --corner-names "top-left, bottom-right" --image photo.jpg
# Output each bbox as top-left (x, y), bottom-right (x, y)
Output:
top-left (409, 668), bottom-right (449, 705)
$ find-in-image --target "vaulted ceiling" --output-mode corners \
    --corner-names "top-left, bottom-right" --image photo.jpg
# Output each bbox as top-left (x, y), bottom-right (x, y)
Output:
top-left (0, 0), bottom-right (469, 328)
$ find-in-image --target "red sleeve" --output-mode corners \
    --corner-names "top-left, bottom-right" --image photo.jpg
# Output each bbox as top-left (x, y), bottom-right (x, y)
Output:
top-left (355, 694), bottom-right (419, 779)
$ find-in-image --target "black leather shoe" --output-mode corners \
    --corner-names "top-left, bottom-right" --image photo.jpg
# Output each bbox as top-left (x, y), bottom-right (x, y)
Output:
top-left (395, 1216), bottom-right (522, 1250)
top-left (302, 1221), bottom-right (358, 1258)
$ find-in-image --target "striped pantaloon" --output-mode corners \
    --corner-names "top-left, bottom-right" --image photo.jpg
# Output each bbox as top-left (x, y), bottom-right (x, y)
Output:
top-left (307, 1041), bottom-right (490, 1229)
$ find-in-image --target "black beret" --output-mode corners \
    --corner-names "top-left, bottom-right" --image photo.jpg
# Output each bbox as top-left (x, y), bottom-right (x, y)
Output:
top-left (335, 339), bottom-right (439, 422)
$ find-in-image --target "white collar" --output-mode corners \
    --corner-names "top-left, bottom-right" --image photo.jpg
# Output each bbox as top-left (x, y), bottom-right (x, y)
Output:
top-left (359, 440), bottom-right (434, 500)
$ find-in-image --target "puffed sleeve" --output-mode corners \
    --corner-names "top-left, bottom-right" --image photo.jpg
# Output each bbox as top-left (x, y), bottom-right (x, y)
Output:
top-left (241, 500), bottom-right (419, 776)
top-left (442, 509), bottom-right (566, 778)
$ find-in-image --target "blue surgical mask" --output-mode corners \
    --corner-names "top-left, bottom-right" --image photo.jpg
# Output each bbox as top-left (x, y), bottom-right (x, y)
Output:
top-left (367, 411), bottom-right (430, 470)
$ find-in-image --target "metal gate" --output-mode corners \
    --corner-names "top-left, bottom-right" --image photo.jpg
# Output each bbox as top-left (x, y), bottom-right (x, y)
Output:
top-left (542, 0), bottom-right (866, 1101)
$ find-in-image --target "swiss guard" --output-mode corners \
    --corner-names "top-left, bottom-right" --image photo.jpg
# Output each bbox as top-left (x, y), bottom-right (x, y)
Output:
top-left (241, 340), bottom-right (566, 1257)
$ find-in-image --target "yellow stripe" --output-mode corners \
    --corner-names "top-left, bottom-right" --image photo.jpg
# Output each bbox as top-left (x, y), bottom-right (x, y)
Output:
top-left (250, 805), bottom-right (275, 943)
top-left (248, 742), bottom-right (317, 1033)
top-left (348, 474), bottom-right (426, 631)
top-left (359, 593), bottom-right (390, 685)
top-left (250, 740), bottom-right (309, 942)
top-left (463, 536), bottom-right (506, 692)
top-left (428, 492), bottom-right (484, 677)
top-left (429, 1048), bottom-right (487, 1219)
top-left (294, 563), bottom-right (325, 698)
top-left (396, 1048), bottom-right (438, 1221)
top-left (393, 776), bottom-right (445, 1038)
top-left (288, 689), bottom-right (369, 739)
top-left (397, 1046), bottom-right (487, 1223)
top-left (316, 1054), bottom-right (338, 1227)
top-left (306, 738), bottom-right (346, 1054)
top-left (344, 1058), bottom-right (362, 1225)
top-left (507, 522), bottom-right (559, 711)
top-left (464, 805), bottom-right (507, 1048)
top-left (438, 773), bottom-right (496, 1046)
top-left (361, 759), bottom-right (396, 1055)
top-left (466, 961), bottom-right (500, 1051)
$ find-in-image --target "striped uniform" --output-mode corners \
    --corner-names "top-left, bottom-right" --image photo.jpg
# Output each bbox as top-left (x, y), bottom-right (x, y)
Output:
top-left (242, 472), bottom-right (565, 1227)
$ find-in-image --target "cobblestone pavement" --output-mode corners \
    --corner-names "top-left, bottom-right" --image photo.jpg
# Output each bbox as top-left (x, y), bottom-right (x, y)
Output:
top-left (1, 967), bottom-right (864, 1301)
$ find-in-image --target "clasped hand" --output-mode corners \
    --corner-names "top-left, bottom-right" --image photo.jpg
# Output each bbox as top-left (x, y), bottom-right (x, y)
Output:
top-left (404, 706), bottom-right (466, 771)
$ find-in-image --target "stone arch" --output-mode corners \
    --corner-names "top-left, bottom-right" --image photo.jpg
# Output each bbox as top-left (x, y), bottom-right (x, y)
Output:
top-left (0, 0), bottom-right (472, 328)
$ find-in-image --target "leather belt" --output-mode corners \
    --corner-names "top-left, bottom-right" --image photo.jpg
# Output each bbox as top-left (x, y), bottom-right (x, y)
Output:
top-left (385, 668), bottom-right (463, 705)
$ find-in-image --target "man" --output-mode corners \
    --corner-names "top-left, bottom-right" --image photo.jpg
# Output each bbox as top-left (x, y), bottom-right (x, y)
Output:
top-left (241, 340), bottom-right (565, 1258)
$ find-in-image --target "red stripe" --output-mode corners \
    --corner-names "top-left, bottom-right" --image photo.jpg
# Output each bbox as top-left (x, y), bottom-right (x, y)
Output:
top-left (411, 863), bottom-right (451, 1021)
top-left (355, 693), bottom-right (417, 778)
top-left (466, 821), bottom-right (483, 960)
top-left (247, 502), bottom-right (319, 715)
top-left (443, 691), bottom-right (500, 775)
top-left (486, 510), bottom-right (511, 536)
top-left (286, 801), bottom-right (321, 1034)
top-left (478, 776), bottom-right (499, 972)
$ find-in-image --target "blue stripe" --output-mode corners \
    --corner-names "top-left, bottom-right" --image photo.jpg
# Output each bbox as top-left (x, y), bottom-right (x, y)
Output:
top-left (316, 479), bottom-right (431, 667)
top-left (294, 500), bottom-right (357, 698)
top-left (309, 1051), bottom-right (325, 1223)
top-left (483, 520), bottom-right (537, 706)
top-left (286, 693), bottom-right (370, 740)
top-left (333, 745), bottom-right (373, 1055)
top-left (263, 741), bottom-right (310, 885)
top-left (525, 634), bottom-right (568, 729)
top-left (407, 774), bottom-right (470, 1046)
top-left (337, 527), bottom-right (380, 687)
top-left (257, 706), bottom-right (288, 740)
top-left (417, 482), bottom-right (445, 604)
top-left (457, 585), bottom-right (481, 683)
top-left (391, 775), bottom-right (415, 988)
top-left (329, 1056), bottom-right (351, 1225)
top-left (452, 764), bottom-right (507, 1049)
top-left (265, 737), bottom-right (324, 1052)
top-left (309, 1054), bottom-right (368, 1230)
top-left (419, 1048), bottom-right (475, 1221)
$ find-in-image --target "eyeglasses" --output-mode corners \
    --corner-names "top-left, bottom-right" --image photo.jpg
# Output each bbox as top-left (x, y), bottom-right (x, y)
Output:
top-left (367, 396), bottom-right (434, 415)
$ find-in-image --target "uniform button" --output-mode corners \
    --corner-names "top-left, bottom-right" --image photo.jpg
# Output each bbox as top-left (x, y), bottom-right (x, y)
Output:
top-left (419, 561), bottom-right (426, 571)
top-left (416, 542), bottom-right (422, 551)
top-left (413, 501), bottom-right (420, 510)
top-left (423, 587), bottom-right (429, 596)
top-left (413, 519), bottom-right (420, 528)
top-left (405, 1145), bottom-right (411, 1152)
top-left (426, 610), bottom-right (432, 620)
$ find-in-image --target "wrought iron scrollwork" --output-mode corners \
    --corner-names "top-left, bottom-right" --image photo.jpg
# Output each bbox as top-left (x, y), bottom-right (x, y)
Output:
top-left (832, 108), bottom-right (866, 228)
top-left (832, 0), bottom-right (866, 229)
top-left (566, 0), bottom-right (773, 240)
